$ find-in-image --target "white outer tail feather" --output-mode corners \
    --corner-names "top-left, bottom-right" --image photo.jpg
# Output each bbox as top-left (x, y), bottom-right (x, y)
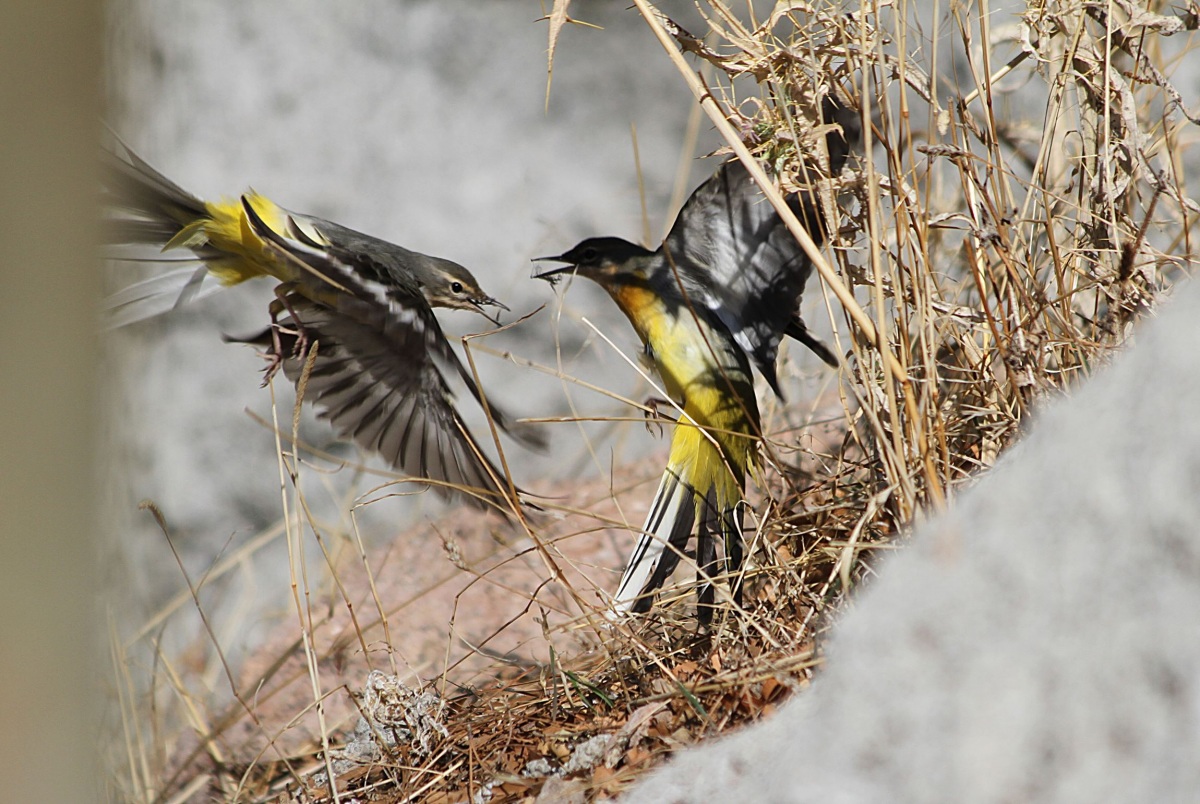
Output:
top-left (103, 265), bottom-right (224, 328)
top-left (611, 469), bottom-right (697, 615)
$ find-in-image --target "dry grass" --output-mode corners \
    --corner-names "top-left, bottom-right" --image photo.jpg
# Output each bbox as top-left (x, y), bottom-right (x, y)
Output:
top-left (107, 0), bottom-right (1196, 801)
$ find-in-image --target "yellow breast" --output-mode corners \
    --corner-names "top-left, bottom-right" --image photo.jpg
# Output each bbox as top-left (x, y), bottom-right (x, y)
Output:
top-left (611, 283), bottom-right (702, 399)
top-left (608, 280), bottom-right (760, 478)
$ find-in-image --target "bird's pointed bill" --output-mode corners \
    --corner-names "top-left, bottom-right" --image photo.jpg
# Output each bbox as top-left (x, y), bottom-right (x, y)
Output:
top-left (470, 295), bottom-right (507, 326)
top-left (531, 254), bottom-right (576, 283)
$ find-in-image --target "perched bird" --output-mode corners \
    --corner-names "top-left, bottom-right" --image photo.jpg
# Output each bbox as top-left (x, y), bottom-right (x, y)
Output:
top-left (536, 101), bottom-right (856, 618)
top-left (103, 142), bottom-right (543, 510)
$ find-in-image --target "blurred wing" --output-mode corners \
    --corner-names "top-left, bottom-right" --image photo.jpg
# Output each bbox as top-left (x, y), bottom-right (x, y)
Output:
top-left (664, 159), bottom-right (823, 394)
top-left (271, 294), bottom-right (518, 510)
top-left (101, 144), bottom-right (236, 325)
top-left (243, 197), bottom-right (544, 451)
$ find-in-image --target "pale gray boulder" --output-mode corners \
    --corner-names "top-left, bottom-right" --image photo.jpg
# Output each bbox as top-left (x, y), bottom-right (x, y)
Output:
top-left (625, 279), bottom-right (1200, 803)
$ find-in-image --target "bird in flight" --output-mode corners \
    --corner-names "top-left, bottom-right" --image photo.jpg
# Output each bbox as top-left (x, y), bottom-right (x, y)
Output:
top-left (104, 142), bottom-right (543, 511)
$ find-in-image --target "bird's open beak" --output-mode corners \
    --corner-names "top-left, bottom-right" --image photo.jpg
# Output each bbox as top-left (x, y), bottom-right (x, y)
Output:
top-left (531, 255), bottom-right (577, 283)
top-left (470, 295), bottom-right (508, 326)
top-left (478, 295), bottom-right (510, 313)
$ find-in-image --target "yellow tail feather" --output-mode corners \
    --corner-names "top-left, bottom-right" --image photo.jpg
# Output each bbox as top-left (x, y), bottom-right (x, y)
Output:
top-left (612, 400), bottom-right (757, 616)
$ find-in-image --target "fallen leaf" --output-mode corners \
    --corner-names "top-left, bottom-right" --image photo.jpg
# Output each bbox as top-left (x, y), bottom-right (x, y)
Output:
top-left (673, 660), bottom-right (698, 677)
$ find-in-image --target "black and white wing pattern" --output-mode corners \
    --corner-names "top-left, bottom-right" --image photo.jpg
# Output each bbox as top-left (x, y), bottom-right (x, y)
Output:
top-left (243, 196), bottom-right (543, 450)
top-left (297, 217), bottom-right (467, 297)
top-left (268, 293), bottom-right (519, 510)
top-left (663, 159), bottom-right (830, 396)
top-left (662, 97), bottom-right (857, 395)
top-left (242, 211), bottom-right (536, 511)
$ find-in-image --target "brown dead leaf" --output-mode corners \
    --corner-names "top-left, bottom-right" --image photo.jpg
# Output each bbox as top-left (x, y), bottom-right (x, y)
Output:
top-left (497, 778), bottom-right (535, 798)
top-left (624, 745), bottom-right (653, 768)
top-left (673, 660), bottom-right (698, 678)
top-left (619, 701), bottom-right (668, 750)
top-left (536, 776), bottom-right (586, 804)
top-left (591, 765), bottom-right (620, 788)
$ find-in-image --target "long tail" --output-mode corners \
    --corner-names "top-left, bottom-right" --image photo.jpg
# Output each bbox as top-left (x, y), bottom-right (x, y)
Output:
top-left (102, 143), bottom-right (286, 324)
top-left (785, 315), bottom-right (839, 368)
top-left (612, 420), bottom-right (749, 620)
top-left (612, 467), bottom-right (698, 615)
top-left (102, 144), bottom-right (210, 247)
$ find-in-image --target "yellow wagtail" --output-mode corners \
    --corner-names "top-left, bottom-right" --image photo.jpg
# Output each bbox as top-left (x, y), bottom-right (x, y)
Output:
top-left (104, 143), bottom-right (543, 511)
top-left (535, 100), bottom-right (857, 617)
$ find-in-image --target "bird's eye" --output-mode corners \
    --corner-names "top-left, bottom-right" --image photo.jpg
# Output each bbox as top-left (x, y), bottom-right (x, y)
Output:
top-left (580, 247), bottom-right (599, 262)
top-left (451, 281), bottom-right (464, 294)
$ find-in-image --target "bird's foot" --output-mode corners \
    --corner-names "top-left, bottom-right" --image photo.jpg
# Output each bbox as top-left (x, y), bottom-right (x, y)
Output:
top-left (643, 396), bottom-right (674, 437)
top-left (259, 320), bottom-right (309, 387)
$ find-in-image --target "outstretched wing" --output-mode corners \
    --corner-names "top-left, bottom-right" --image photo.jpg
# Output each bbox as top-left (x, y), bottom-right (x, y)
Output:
top-left (664, 97), bottom-right (856, 394)
top-left (240, 209), bottom-right (538, 511)
top-left (267, 294), bottom-right (520, 510)
top-left (242, 197), bottom-right (545, 452)
top-left (663, 159), bottom-right (829, 397)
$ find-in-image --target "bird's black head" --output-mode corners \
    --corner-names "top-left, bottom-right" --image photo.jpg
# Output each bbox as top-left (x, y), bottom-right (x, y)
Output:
top-left (532, 236), bottom-right (655, 284)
